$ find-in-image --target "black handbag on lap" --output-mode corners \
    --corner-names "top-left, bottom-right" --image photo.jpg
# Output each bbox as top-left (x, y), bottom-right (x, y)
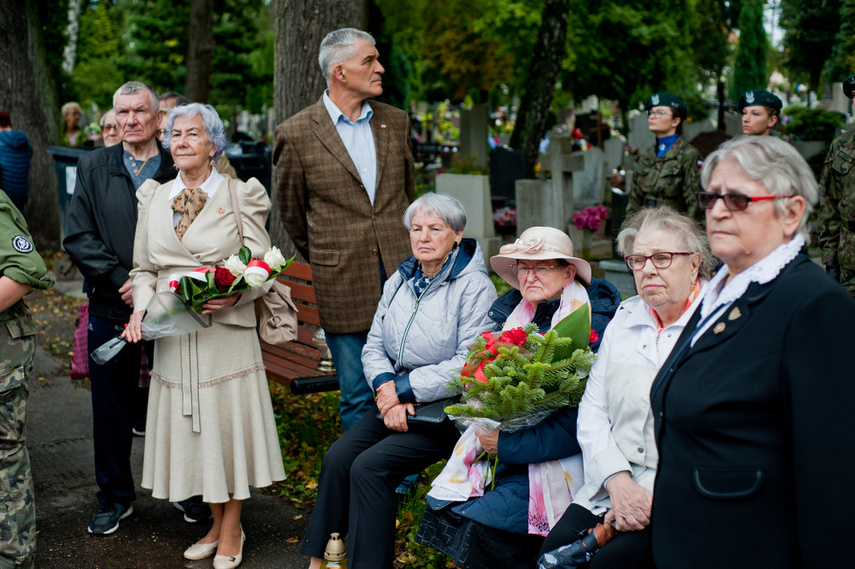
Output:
top-left (376, 396), bottom-right (459, 424)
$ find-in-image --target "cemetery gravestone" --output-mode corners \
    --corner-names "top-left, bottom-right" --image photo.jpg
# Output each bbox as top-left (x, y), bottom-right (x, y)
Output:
top-left (437, 173), bottom-right (502, 260)
top-left (459, 104), bottom-right (490, 171)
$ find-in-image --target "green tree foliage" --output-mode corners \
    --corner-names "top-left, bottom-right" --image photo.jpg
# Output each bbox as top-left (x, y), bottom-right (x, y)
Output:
top-left (561, 0), bottom-right (698, 115)
top-left (375, 0), bottom-right (543, 104)
top-left (732, 0), bottom-right (768, 97)
top-left (693, 0), bottom-right (737, 83)
top-left (65, 0), bottom-right (273, 117)
top-left (827, 0), bottom-right (855, 83)
top-left (780, 0), bottom-right (843, 93)
top-left (72, 1), bottom-right (125, 111)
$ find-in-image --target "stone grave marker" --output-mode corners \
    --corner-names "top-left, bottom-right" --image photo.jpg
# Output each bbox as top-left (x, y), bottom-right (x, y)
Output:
top-left (437, 173), bottom-right (501, 260)
top-left (459, 104), bottom-right (489, 171)
top-left (489, 146), bottom-right (526, 201)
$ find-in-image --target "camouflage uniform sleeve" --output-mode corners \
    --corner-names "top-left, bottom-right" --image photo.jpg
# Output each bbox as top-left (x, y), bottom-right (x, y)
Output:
top-left (682, 145), bottom-right (703, 223)
top-left (0, 192), bottom-right (53, 290)
top-left (818, 139), bottom-right (843, 263)
top-left (627, 152), bottom-right (647, 218)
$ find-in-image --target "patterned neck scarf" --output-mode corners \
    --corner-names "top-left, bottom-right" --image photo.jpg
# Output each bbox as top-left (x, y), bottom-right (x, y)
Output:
top-left (172, 187), bottom-right (207, 240)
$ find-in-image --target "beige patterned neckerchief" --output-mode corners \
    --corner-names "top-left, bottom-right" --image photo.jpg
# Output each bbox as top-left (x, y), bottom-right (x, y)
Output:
top-left (172, 187), bottom-right (208, 240)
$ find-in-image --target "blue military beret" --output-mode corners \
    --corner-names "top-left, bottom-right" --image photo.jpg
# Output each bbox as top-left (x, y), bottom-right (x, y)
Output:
top-left (844, 74), bottom-right (855, 99)
top-left (737, 90), bottom-right (782, 113)
top-left (645, 93), bottom-right (687, 121)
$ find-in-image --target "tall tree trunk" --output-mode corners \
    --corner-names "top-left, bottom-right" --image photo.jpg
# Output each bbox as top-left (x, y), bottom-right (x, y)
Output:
top-left (509, 0), bottom-right (571, 179)
top-left (269, 0), bottom-right (368, 253)
top-left (0, 1), bottom-right (61, 249)
top-left (61, 0), bottom-right (82, 75)
top-left (185, 0), bottom-right (213, 103)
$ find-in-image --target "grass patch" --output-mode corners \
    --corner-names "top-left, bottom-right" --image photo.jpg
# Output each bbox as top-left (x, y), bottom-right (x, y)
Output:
top-left (268, 384), bottom-right (453, 568)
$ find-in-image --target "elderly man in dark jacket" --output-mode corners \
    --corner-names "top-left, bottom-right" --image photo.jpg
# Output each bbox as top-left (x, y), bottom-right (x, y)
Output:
top-left (63, 81), bottom-right (174, 535)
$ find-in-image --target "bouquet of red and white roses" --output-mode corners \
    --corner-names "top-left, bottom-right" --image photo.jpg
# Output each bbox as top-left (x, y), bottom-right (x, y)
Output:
top-left (170, 245), bottom-right (293, 314)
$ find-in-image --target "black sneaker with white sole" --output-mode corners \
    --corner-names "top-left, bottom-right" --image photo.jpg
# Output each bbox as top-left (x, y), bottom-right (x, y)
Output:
top-left (174, 497), bottom-right (211, 523)
top-left (88, 502), bottom-right (134, 535)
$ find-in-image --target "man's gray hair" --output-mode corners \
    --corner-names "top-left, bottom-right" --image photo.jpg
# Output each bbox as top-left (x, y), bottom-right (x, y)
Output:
top-left (318, 28), bottom-right (376, 85)
top-left (160, 103), bottom-right (227, 162)
top-left (99, 109), bottom-right (115, 128)
top-left (403, 193), bottom-right (467, 233)
top-left (617, 206), bottom-right (716, 280)
top-left (112, 81), bottom-right (159, 113)
top-left (700, 135), bottom-right (818, 241)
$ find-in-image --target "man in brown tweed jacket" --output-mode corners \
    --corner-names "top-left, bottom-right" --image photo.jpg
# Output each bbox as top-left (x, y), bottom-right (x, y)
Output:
top-left (274, 28), bottom-right (414, 430)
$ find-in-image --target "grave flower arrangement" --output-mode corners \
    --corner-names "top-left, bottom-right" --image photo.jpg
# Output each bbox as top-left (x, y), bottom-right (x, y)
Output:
top-left (493, 207), bottom-right (517, 234)
top-left (170, 245), bottom-right (292, 314)
top-left (441, 308), bottom-right (595, 488)
top-left (572, 205), bottom-right (609, 232)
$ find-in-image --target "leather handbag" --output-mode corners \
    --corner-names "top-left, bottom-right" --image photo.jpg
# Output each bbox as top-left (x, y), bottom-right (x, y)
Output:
top-left (227, 179), bottom-right (298, 345)
top-left (376, 395), bottom-right (460, 424)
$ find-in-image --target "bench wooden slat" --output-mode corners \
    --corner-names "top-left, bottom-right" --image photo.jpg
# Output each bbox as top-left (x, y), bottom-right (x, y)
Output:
top-left (279, 279), bottom-right (317, 305)
top-left (282, 262), bottom-right (313, 281)
top-left (261, 261), bottom-right (339, 395)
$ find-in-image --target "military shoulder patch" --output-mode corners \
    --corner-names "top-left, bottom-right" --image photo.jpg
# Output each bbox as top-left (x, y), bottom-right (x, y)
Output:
top-left (12, 235), bottom-right (33, 253)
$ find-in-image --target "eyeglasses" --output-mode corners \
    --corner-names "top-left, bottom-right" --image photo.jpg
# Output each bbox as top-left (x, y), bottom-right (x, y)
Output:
top-left (624, 252), bottom-right (694, 271)
top-left (102, 124), bottom-right (119, 132)
top-left (516, 263), bottom-right (559, 278)
top-left (647, 109), bottom-right (671, 118)
top-left (697, 191), bottom-right (793, 212)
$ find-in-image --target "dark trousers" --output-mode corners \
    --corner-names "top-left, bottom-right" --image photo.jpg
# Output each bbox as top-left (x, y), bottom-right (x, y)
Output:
top-left (538, 504), bottom-right (654, 569)
top-left (88, 315), bottom-right (152, 508)
top-left (302, 408), bottom-right (461, 569)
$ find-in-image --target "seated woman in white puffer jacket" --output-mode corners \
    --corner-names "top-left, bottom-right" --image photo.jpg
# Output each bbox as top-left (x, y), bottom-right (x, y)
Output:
top-left (301, 193), bottom-right (497, 569)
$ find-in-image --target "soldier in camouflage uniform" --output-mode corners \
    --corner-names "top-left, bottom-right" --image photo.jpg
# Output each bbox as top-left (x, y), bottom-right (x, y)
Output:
top-left (627, 92), bottom-right (704, 224)
top-left (817, 74), bottom-right (855, 298)
top-left (0, 189), bottom-right (53, 568)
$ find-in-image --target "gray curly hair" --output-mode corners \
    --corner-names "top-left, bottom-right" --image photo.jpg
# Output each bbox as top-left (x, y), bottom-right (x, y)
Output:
top-left (160, 103), bottom-right (227, 162)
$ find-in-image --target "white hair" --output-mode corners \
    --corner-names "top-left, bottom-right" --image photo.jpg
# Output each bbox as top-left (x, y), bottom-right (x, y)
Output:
top-left (160, 103), bottom-right (227, 162)
top-left (701, 136), bottom-right (819, 241)
top-left (403, 194), bottom-right (467, 233)
top-left (112, 81), bottom-right (160, 113)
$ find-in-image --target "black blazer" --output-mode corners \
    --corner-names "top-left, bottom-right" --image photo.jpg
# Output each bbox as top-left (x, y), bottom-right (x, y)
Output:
top-left (650, 255), bottom-right (855, 569)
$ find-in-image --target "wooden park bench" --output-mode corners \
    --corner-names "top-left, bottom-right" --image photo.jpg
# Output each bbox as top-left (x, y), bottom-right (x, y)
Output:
top-left (260, 261), bottom-right (340, 395)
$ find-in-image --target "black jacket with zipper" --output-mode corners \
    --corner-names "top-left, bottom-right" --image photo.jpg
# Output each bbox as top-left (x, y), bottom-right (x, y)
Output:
top-left (63, 143), bottom-right (174, 322)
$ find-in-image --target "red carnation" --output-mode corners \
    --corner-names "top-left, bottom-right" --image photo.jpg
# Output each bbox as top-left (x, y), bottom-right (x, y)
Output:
top-left (498, 328), bottom-right (527, 346)
top-left (213, 265), bottom-right (237, 292)
top-left (589, 329), bottom-right (600, 344)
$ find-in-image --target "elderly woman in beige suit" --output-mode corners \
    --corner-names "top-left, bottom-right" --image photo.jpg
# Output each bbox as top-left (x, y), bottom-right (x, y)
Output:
top-left (124, 103), bottom-right (284, 569)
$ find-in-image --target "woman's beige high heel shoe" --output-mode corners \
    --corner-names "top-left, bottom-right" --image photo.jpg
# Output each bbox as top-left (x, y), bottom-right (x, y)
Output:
top-left (183, 539), bottom-right (219, 560)
top-left (212, 530), bottom-right (245, 569)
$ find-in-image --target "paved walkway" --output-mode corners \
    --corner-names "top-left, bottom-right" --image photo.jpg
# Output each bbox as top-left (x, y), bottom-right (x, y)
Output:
top-left (29, 280), bottom-right (311, 568)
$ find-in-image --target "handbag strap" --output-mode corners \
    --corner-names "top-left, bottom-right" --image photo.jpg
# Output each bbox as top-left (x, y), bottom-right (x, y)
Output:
top-left (227, 177), bottom-right (245, 245)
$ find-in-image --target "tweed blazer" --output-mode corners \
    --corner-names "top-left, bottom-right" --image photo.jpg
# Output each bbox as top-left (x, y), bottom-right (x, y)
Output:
top-left (130, 176), bottom-right (272, 328)
top-left (273, 98), bottom-right (414, 333)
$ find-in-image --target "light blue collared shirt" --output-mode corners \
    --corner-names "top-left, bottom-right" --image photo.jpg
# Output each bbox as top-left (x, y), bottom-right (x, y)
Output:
top-left (323, 91), bottom-right (378, 205)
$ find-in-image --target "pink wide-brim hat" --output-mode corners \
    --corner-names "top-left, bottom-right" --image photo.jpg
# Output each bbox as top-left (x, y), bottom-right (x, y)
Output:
top-left (490, 226), bottom-right (592, 289)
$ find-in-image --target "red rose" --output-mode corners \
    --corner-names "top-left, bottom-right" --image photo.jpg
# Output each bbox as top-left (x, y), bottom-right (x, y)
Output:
top-left (214, 265), bottom-right (236, 292)
top-left (498, 328), bottom-right (527, 346)
top-left (589, 329), bottom-right (600, 344)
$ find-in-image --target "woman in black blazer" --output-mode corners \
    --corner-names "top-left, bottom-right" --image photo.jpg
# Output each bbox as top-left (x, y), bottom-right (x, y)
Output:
top-left (650, 136), bottom-right (855, 569)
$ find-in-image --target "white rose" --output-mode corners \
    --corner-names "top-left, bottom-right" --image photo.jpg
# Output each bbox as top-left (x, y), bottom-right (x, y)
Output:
top-left (263, 246), bottom-right (287, 272)
top-left (223, 255), bottom-right (247, 277)
top-left (243, 267), bottom-right (269, 288)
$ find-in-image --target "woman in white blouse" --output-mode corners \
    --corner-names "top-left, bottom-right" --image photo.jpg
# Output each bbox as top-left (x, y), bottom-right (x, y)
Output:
top-left (538, 206), bottom-right (714, 569)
